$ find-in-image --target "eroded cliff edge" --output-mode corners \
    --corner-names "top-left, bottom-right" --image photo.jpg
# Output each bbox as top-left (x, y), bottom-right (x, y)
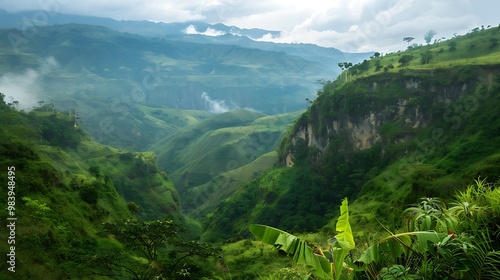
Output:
top-left (279, 66), bottom-right (497, 167)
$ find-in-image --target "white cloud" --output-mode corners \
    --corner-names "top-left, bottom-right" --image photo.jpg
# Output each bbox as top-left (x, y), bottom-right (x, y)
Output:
top-left (247, 0), bottom-right (495, 52)
top-left (183, 24), bottom-right (226, 36)
top-left (0, 0), bottom-right (498, 52)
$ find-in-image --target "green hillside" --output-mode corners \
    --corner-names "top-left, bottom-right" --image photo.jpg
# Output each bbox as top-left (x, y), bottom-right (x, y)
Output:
top-left (201, 26), bottom-right (500, 278)
top-left (186, 151), bottom-right (279, 216)
top-left (151, 110), bottom-right (301, 214)
top-left (0, 24), bottom-right (328, 149)
top-left (136, 104), bottom-right (213, 131)
top-left (346, 26), bottom-right (500, 77)
top-left (0, 94), bottom-right (221, 279)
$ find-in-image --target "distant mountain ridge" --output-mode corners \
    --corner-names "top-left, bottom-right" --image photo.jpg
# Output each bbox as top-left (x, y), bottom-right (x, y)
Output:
top-left (0, 9), bottom-right (281, 39)
top-left (0, 9), bottom-right (370, 75)
top-left (0, 22), bottom-right (327, 149)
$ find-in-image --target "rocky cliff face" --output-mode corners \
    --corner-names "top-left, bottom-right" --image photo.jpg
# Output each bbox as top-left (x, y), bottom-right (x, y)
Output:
top-left (281, 66), bottom-right (491, 167)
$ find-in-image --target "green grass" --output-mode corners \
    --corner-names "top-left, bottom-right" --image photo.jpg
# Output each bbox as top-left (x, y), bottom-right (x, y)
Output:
top-left (151, 110), bottom-right (298, 208)
top-left (344, 26), bottom-right (500, 79)
top-left (186, 151), bottom-right (278, 216)
top-left (137, 104), bottom-right (213, 130)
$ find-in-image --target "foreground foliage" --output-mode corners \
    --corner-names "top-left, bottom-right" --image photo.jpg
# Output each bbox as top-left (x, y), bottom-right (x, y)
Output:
top-left (92, 219), bottom-right (222, 279)
top-left (251, 198), bottom-right (354, 279)
top-left (251, 179), bottom-right (500, 279)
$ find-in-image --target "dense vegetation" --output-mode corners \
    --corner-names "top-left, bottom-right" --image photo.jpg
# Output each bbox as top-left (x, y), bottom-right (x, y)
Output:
top-left (205, 60), bottom-right (500, 243)
top-left (252, 180), bottom-right (500, 279)
top-left (0, 22), bottom-right (499, 280)
top-left (201, 26), bottom-right (500, 278)
top-left (0, 23), bottom-right (334, 150)
top-left (0, 94), bottom-right (221, 279)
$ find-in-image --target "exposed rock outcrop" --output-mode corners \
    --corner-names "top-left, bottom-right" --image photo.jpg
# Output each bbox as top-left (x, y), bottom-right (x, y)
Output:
top-left (281, 67), bottom-right (480, 166)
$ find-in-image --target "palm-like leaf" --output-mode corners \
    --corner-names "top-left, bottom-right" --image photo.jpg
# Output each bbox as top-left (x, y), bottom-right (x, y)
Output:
top-left (460, 232), bottom-right (500, 280)
top-left (403, 197), bottom-right (457, 232)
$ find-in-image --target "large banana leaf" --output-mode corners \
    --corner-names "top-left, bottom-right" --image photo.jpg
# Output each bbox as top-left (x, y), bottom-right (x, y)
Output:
top-left (250, 224), bottom-right (332, 279)
top-left (333, 199), bottom-right (355, 249)
top-left (330, 198), bottom-right (355, 280)
top-left (357, 231), bottom-right (446, 265)
top-left (251, 198), bottom-right (355, 280)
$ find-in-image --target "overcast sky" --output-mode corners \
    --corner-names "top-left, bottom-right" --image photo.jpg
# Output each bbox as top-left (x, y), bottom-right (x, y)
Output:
top-left (0, 0), bottom-right (498, 52)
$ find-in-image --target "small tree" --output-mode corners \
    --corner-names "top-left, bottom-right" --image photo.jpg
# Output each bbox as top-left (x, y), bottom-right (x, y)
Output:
top-left (420, 51), bottom-right (433, 65)
top-left (424, 29), bottom-right (437, 44)
top-left (398, 54), bottom-right (414, 67)
top-left (96, 219), bottom-right (221, 279)
top-left (103, 219), bottom-right (180, 262)
top-left (88, 166), bottom-right (101, 179)
top-left (403, 36), bottom-right (415, 45)
top-left (337, 62), bottom-right (352, 82)
top-left (127, 201), bottom-right (140, 214)
top-left (337, 62), bottom-right (344, 71)
top-left (448, 40), bottom-right (458, 51)
top-left (358, 60), bottom-right (370, 72)
top-left (342, 62), bottom-right (353, 69)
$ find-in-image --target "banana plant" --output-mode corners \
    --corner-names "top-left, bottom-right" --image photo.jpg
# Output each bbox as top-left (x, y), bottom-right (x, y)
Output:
top-left (356, 230), bottom-right (446, 265)
top-left (250, 198), bottom-right (354, 280)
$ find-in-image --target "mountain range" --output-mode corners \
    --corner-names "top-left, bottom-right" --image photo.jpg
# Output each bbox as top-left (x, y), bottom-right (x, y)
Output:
top-left (0, 10), bottom-right (370, 150)
top-left (0, 9), bottom-right (369, 75)
top-left (0, 10), bottom-right (372, 207)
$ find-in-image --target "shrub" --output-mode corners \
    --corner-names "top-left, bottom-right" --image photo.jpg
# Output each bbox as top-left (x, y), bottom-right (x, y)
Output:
top-left (79, 186), bottom-right (98, 204)
top-left (398, 55), bottom-right (414, 67)
top-left (127, 201), bottom-right (140, 214)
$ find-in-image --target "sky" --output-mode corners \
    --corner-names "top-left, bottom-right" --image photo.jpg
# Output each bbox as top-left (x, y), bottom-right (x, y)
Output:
top-left (0, 0), bottom-right (498, 52)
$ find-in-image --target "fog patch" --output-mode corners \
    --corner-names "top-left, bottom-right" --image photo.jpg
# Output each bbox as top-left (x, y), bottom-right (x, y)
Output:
top-left (0, 57), bottom-right (58, 110)
top-left (201, 92), bottom-right (260, 114)
top-left (201, 92), bottom-right (230, 114)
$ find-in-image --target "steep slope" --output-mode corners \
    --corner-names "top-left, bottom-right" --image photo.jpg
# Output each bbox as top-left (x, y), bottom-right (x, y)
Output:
top-left (203, 26), bottom-right (500, 241)
top-left (0, 93), bottom-right (182, 278)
